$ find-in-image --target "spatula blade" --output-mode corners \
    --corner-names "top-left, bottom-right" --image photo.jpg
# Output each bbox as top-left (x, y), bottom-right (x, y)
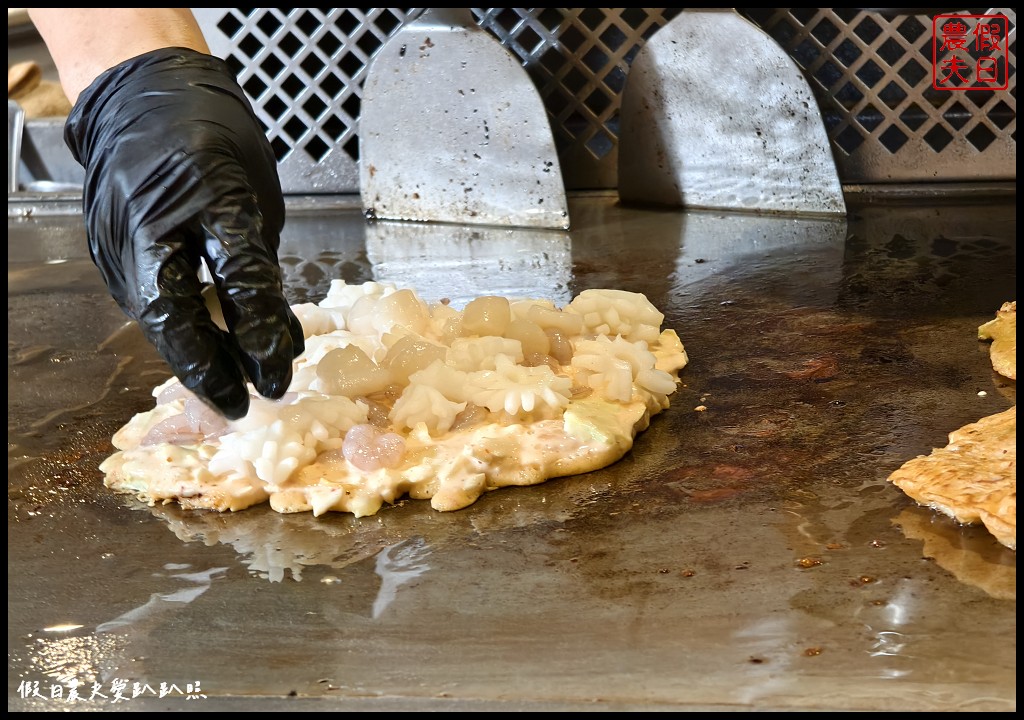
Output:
top-left (359, 12), bottom-right (570, 229)
top-left (618, 10), bottom-right (846, 216)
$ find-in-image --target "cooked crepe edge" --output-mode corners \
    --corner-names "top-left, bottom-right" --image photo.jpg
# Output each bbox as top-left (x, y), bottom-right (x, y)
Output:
top-left (978, 300), bottom-right (1016, 380)
top-left (887, 406), bottom-right (1016, 551)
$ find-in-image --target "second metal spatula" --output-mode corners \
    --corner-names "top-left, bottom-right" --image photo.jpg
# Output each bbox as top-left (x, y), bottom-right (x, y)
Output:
top-left (358, 9), bottom-right (570, 229)
top-left (618, 9), bottom-right (846, 216)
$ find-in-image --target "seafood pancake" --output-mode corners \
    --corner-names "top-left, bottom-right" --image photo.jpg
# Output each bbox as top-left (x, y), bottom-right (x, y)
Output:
top-left (101, 281), bottom-right (689, 517)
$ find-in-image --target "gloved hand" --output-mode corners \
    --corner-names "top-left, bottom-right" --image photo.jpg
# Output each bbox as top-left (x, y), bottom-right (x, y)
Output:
top-left (65, 47), bottom-right (304, 420)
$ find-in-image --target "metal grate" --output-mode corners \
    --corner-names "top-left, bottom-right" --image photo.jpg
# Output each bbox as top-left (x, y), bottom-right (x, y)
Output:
top-left (192, 8), bottom-right (423, 194)
top-left (193, 8), bottom-right (1016, 193)
top-left (739, 8), bottom-right (1016, 183)
top-left (473, 8), bottom-right (683, 189)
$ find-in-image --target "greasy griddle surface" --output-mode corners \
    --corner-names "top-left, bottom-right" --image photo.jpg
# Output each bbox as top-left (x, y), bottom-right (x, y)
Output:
top-left (8, 196), bottom-right (1016, 711)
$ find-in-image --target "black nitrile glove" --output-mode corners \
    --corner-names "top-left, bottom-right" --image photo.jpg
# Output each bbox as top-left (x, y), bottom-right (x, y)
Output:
top-left (65, 47), bottom-right (304, 420)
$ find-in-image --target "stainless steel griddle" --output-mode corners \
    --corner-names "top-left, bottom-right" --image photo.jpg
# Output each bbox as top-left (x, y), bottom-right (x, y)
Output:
top-left (7, 191), bottom-right (1016, 711)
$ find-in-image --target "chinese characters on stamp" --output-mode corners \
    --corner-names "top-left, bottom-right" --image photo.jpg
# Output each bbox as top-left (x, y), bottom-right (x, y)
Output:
top-left (932, 13), bottom-right (1010, 91)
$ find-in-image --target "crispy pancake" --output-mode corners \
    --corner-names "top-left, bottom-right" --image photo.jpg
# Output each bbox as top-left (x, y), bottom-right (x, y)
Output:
top-left (888, 406), bottom-right (1015, 550)
top-left (978, 301), bottom-right (1016, 380)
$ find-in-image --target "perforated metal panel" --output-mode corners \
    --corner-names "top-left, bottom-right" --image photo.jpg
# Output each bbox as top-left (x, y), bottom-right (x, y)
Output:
top-left (194, 8), bottom-right (1016, 194)
top-left (473, 8), bottom-right (683, 190)
top-left (192, 8), bottom-right (423, 194)
top-left (740, 8), bottom-right (1016, 183)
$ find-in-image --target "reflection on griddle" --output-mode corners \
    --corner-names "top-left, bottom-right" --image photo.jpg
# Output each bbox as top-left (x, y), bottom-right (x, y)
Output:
top-left (365, 220), bottom-right (572, 307)
top-left (139, 478), bottom-right (590, 587)
top-left (146, 501), bottom-right (402, 584)
top-left (671, 211), bottom-right (847, 302)
top-left (893, 506), bottom-right (1015, 600)
top-left (989, 370), bottom-right (1015, 406)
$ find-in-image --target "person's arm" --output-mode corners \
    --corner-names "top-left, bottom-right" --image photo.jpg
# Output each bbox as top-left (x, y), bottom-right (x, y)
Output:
top-left (28, 8), bottom-right (210, 103)
top-left (28, 8), bottom-right (304, 420)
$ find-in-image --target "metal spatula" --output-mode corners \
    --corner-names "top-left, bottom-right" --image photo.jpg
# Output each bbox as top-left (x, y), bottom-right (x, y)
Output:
top-left (618, 9), bottom-right (846, 216)
top-left (9, 100), bottom-right (25, 193)
top-left (359, 9), bottom-right (570, 229)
